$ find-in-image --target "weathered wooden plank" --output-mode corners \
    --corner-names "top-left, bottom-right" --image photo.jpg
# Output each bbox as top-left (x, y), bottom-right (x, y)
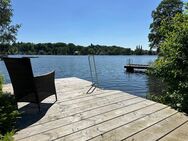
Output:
top-left (21, 92), bottom-right (135, 128)
top-left (59, 91), bottom-right (124, 105)
top-left (15, 101), bottom-right (159, 141)
top-left (47, 93), bottom-right (135, 119)
top-left (53, 88), bottom-right (111, 103)
top-left (87, 108), bottom-right (177, 141)
top-left (53, 103), bottom-right (167, 141)
top-left (55, 77), bottom-right (91, 85)
top-left (158, 121), bottom-right (188, 141)
top-left (60, 93), bottom-right (130, 110)
top-left (30, 92), bottom-right (134, 123)
top-left (43, 88), bottom-right (108, 103)
top-left (74, 108), bottom-right (176, 141)
top-left (15, 97), bottom-right (144, 140)
top-left (124, 113), bottom-right (188, 141)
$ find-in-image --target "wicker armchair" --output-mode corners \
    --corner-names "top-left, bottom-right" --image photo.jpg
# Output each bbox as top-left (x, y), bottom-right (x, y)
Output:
top-left (3, 57), bottom-right (57, 111)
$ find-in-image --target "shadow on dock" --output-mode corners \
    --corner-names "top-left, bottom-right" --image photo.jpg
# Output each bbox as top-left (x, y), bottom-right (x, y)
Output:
top-left (16, 103), bottom-right (54, 131)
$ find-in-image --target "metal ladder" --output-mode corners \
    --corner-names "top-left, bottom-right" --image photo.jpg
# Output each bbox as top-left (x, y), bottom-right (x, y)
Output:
top-left (87, 55), bottom-right (99, 94)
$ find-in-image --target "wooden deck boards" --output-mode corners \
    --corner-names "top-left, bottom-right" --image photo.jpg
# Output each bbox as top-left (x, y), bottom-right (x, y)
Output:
top-left (3, 77), bottom-right (188, 141)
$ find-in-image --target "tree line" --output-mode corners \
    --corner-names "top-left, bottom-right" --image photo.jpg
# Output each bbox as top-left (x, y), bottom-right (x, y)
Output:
top-left (0, 42), bottom-right (156, 55)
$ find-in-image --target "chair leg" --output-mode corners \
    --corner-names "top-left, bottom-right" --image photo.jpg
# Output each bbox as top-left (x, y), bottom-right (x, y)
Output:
top-left (55, 93), bottom-right (57, 101)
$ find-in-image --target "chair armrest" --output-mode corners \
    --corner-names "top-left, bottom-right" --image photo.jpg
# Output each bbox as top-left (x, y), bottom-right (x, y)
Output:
top-left (34, 71), bottom-right (56, 94)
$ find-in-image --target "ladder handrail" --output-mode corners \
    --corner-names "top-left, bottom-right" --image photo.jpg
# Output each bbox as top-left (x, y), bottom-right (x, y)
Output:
top-left (87, 55), bottom-right (99, 93)
top-left (88, 55), bottom-right (94, 84)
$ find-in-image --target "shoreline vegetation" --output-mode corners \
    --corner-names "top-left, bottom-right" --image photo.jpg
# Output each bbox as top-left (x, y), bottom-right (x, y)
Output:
top-left (0, 43), bottom-right (157, 56)
top-left (147, 0), bottom-right (188, 113)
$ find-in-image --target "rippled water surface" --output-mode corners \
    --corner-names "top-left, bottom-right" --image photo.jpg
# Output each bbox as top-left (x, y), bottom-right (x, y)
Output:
top-left (0, 55), bottom-right (157, 97)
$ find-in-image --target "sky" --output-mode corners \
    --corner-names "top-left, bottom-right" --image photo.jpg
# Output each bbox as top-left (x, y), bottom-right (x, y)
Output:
top-left (12, 0), bottom-right (162, 49)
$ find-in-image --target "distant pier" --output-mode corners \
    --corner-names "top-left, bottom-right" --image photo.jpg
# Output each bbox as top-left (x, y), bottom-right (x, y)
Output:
top-left (124, 64), bottom-right (149, 72)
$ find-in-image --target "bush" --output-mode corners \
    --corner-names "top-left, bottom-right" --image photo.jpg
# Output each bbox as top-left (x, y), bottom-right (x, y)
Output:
top-left (0, 93), bottom-right (19, 135)
top-left (0, 74), bottom-right (20, 140)
top-left (148, 13), bottom-right (188, 113)
top-left (0, 131), bottom-right (14, 141)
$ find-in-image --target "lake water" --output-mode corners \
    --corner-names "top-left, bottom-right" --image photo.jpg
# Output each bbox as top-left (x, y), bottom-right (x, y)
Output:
top-left (0, 55), bottom-right (157, 97)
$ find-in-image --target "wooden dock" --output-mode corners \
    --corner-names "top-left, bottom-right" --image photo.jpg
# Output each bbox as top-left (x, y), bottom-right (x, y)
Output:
top-left (124, 64), bottom-right (149, 72)
top-left (3, 77), bottom-right (188, 141)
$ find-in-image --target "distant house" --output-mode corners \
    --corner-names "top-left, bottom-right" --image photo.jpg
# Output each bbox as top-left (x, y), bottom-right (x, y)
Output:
top-left (74, 51), bottom-right (80, 55)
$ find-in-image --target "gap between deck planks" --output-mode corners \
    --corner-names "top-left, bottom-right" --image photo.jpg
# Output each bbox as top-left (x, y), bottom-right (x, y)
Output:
top-left (3, 77), bottom-right (188, 141)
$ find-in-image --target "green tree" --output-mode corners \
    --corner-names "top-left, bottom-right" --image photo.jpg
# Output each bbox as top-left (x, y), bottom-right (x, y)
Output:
top-left (0, 0), bottom-right (20, 54)
top-left (134, 45), bottom-right (143, 55)
top-left (149, 11), bottom-right (188, 113)
top-left (0, 1), bottom-right (20, 138)
top-left (148, 0), bottom-right (183, 50)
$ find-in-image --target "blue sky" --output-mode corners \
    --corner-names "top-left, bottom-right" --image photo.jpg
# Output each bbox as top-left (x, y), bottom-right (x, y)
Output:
top-left (12, 0), bottom-right (161, 49)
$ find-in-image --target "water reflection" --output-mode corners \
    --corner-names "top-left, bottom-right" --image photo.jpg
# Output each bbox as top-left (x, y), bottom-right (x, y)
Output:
top-left (147, 75), bottom-right (167, 96)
